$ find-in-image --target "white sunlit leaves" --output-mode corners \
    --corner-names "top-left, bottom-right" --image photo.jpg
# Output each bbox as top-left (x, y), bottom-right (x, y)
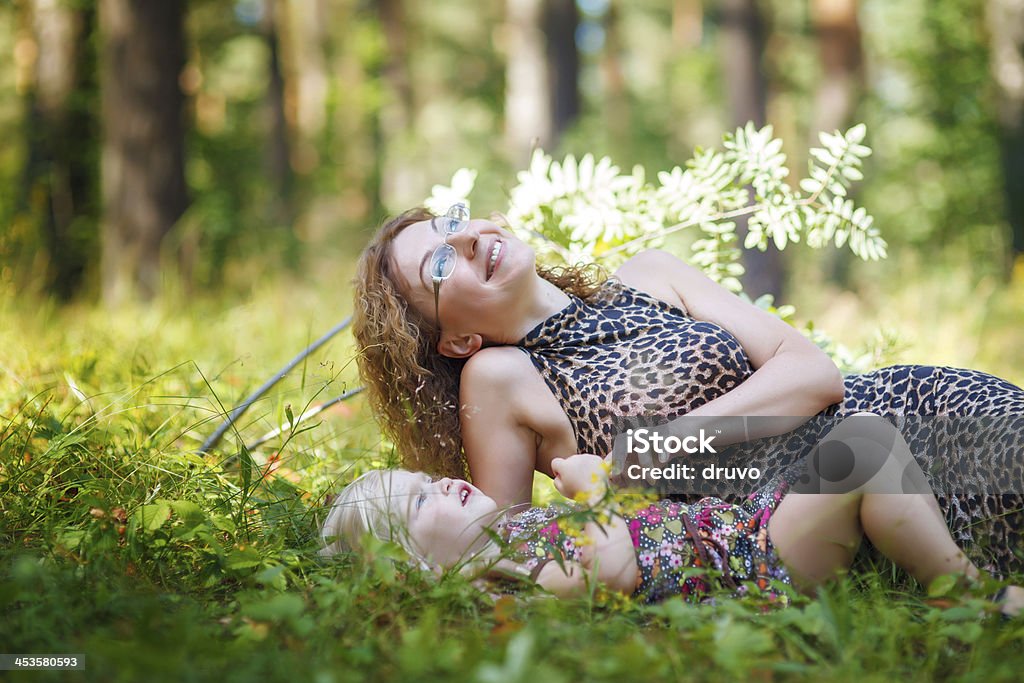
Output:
top-left (423, 123), bottom-right (884, 286)
top-left (425, 168), bottom-right (478, 215)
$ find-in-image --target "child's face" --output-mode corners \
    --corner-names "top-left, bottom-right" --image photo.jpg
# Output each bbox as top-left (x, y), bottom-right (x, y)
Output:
top-left (387, 471), bottom-right (502, 567)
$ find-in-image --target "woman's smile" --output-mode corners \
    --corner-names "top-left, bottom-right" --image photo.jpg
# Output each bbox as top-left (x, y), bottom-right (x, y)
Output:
top-left (487, 239), bottom-right (504, 280)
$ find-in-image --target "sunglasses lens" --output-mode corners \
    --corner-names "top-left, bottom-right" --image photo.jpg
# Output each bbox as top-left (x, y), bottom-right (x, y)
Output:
top-left (447, 203), bottom-right (470, 222)
top-left (430, 244), bottom-right (457, 279)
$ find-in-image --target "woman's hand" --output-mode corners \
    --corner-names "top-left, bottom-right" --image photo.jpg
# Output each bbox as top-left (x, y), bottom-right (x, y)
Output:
top-left (551, 454), bottom-right (608, 503)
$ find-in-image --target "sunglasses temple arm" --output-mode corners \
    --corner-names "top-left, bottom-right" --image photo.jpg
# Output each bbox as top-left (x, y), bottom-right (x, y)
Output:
top-left (433, 280), bottom-right (442, 329)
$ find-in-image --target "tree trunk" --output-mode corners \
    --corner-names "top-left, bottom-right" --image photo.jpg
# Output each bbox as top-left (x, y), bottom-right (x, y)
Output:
top-left (505, 0), bottom-right (552, 165)
top-left (286, 0), bottom-right (329, 173)
top-left (545, 0), bottom-right (579, 147)
top-left (263, 0), bottom-right (293, 228)
top-left (376, 0), bottom-right (419, 207)
top-left (810, 0), bottom-right (863, 287)
top-left (810, 0), bottom-right (863, 136)
top-left (600, 0), bottom-right (629, 143)
top-left (673, 0), bottom-right (703, 48)
top-left (987, 0), bottom-right (1024, 266)
top-left (377, 0), bottom-right (413, 131)
top-left (22, 0), bottom-right (99, 300)
top-left (99, 0), bottom-right (188, 304)
top-left (717, 0), bottom-right (784, 299)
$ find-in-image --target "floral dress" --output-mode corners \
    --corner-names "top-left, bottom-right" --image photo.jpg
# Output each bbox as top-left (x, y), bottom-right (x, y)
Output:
top-left (502, 490), bottom-right (792, 604)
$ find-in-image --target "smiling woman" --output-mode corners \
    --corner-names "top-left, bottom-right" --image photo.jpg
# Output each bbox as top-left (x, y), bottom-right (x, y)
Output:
top-left (352, 206), bottom-right (605, 479)
top-left (387, 204), bottom-right (573, 356)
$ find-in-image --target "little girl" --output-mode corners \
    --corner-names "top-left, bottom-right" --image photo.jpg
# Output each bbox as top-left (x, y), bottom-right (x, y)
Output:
top-left (321, 414), bottom-right (1022, 615)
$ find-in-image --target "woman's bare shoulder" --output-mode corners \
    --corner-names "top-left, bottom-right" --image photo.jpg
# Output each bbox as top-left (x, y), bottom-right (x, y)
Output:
top-left (461, 346), bottom-right (536, 387)
top-left (460, 346), bottom-right (571, 434)
top-left (459, 346), bottom-right (548, 408)
top-left (613, 249), bottom-right (689, 308)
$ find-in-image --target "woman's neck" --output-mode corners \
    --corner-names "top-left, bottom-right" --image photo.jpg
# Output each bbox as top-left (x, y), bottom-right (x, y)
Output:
top-left (505, 277), bottom-right (571, 342)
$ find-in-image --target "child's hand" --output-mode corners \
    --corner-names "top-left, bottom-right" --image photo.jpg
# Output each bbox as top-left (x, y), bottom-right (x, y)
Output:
top-left (551, 454), bottom-right (608, 503)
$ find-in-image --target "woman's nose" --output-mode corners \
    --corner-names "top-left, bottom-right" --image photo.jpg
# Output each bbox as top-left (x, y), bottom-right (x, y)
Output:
top-left (436, 477), bottom-right (454, 494)
top-left (445, 223), bottom-right (477, 255)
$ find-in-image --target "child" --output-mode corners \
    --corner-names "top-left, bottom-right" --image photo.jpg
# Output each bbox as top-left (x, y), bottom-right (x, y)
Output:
top-left (321, 414), bottom-right (1022, 615)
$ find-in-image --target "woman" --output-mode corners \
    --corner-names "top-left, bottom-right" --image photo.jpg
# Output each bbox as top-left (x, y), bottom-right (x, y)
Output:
top-left (352, 205), bottom-right (1024, 574)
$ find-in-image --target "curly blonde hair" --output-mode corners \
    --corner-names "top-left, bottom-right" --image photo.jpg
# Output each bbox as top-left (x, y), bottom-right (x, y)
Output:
top-left (353, 207), bottom-right (607, 477)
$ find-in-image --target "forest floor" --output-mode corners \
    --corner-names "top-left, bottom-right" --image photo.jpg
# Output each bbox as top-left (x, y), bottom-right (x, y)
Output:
top-left (2, 265), bottom-right (1023, 682)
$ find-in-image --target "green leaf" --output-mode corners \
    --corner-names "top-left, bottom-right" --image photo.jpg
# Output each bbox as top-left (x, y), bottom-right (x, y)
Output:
top-left (136, 501), bottom-right (172, 532)
top-left (927, 573), bottom-right (958, 597)
top-left (845, 123), bottom-right (866, 144)
top-left (810, 148), bottom-right (837, 166)
top-left (226, 545), bottom-right (262, 570)
top-left (211, 514), bottom-right (236, 533)
top-left (240, 593), bottom-right (304, 623)
top-left (255, 564), bottom-right (288, 590)
top-left (939, 621), bottom-right (983, 643)
top-left (169, 500), bottom-right (205, 526)
top-left (239, 445), bottom-right (254, 492)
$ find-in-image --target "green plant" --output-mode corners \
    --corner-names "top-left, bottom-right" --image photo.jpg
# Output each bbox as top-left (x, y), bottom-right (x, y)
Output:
top-left (428, 123), bottom-right (885, 292)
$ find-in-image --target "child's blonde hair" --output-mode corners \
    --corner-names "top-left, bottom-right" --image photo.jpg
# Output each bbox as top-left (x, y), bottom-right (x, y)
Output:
top-left (320, 470), bottom-right (417, 559)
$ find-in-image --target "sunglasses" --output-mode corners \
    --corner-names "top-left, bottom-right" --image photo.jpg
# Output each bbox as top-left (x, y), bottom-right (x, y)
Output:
top-left (430, 203), bottom-right (471, 327)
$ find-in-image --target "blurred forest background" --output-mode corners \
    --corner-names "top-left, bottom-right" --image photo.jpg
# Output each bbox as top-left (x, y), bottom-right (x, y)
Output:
top-left (5, 5), bottom-right (1024, 677)
top-left (1, 0), bottom-right (1022, 378)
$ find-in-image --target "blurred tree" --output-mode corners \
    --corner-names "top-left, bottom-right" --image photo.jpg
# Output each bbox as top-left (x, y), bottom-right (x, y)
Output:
top-left (600, 0), bottom-right (629, 143)
top-left (673, 0), bottom-right (703, 47)
top-left (810, 0), bottom-right (862, 135)
top-left (376, 0), bottom-right (412, 132)
top-left (987, 0), bottom-right (1024, 264)
top-left (809, 0), bottom-right (863, 286)
top-left (505, 0), bottom-right (551, 165)
top-left (376, 0), bottom-right (418, 209)
top-left (262, 0), bottom-right (293, 227)
top-left (99, 0), bottom-right (188, 303)
top-left (287, 0), bottom-right (330, 168)
top-left (20, 0), bottom-right (99, 300)
top-left (546, 0), bottom-right (579, 144)
top-left (856, 0), bottom-right (1004, 276)
top-left (716, 0), bottom-right (784, 298)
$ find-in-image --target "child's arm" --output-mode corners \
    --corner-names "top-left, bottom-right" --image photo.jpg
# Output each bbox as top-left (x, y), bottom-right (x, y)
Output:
top-left (531, 455), bottom-right (638, 597)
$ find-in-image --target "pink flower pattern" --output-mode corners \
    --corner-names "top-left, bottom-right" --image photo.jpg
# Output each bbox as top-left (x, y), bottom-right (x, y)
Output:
top-left (502, 481), bottom-right (793, 605)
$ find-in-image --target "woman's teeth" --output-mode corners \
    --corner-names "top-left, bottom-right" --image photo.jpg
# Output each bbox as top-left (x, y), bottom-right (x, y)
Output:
top-left (460, 488), bottom-right (469, 505)
top-left (487, 241), bottom-right (502, 279)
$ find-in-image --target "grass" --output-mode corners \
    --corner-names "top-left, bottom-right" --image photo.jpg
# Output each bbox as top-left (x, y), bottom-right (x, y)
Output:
top-left (2, 267), bottom-right (1023, 683)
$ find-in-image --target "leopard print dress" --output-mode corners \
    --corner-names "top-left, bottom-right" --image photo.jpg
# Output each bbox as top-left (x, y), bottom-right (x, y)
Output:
top-left (517, 280), bottom-right (1024, 575)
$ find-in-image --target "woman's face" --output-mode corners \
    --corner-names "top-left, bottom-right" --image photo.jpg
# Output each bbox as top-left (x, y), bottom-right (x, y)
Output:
top-left (389, 215), bottom-right (536, 348)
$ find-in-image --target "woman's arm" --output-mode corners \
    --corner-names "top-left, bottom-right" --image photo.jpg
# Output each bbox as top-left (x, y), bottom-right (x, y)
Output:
top-left (616, 249), bottom-right (845, 444)
top-left (460, 346), bottom-right (578, 509)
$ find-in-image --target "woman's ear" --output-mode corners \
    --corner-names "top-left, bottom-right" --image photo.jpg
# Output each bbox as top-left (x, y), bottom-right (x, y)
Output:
top-left (437, 332), bottom-right (483, 358)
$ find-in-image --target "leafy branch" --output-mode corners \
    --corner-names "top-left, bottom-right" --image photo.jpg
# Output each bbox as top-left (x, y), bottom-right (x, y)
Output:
top-left (426, 122), bottom-right (886, 294)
